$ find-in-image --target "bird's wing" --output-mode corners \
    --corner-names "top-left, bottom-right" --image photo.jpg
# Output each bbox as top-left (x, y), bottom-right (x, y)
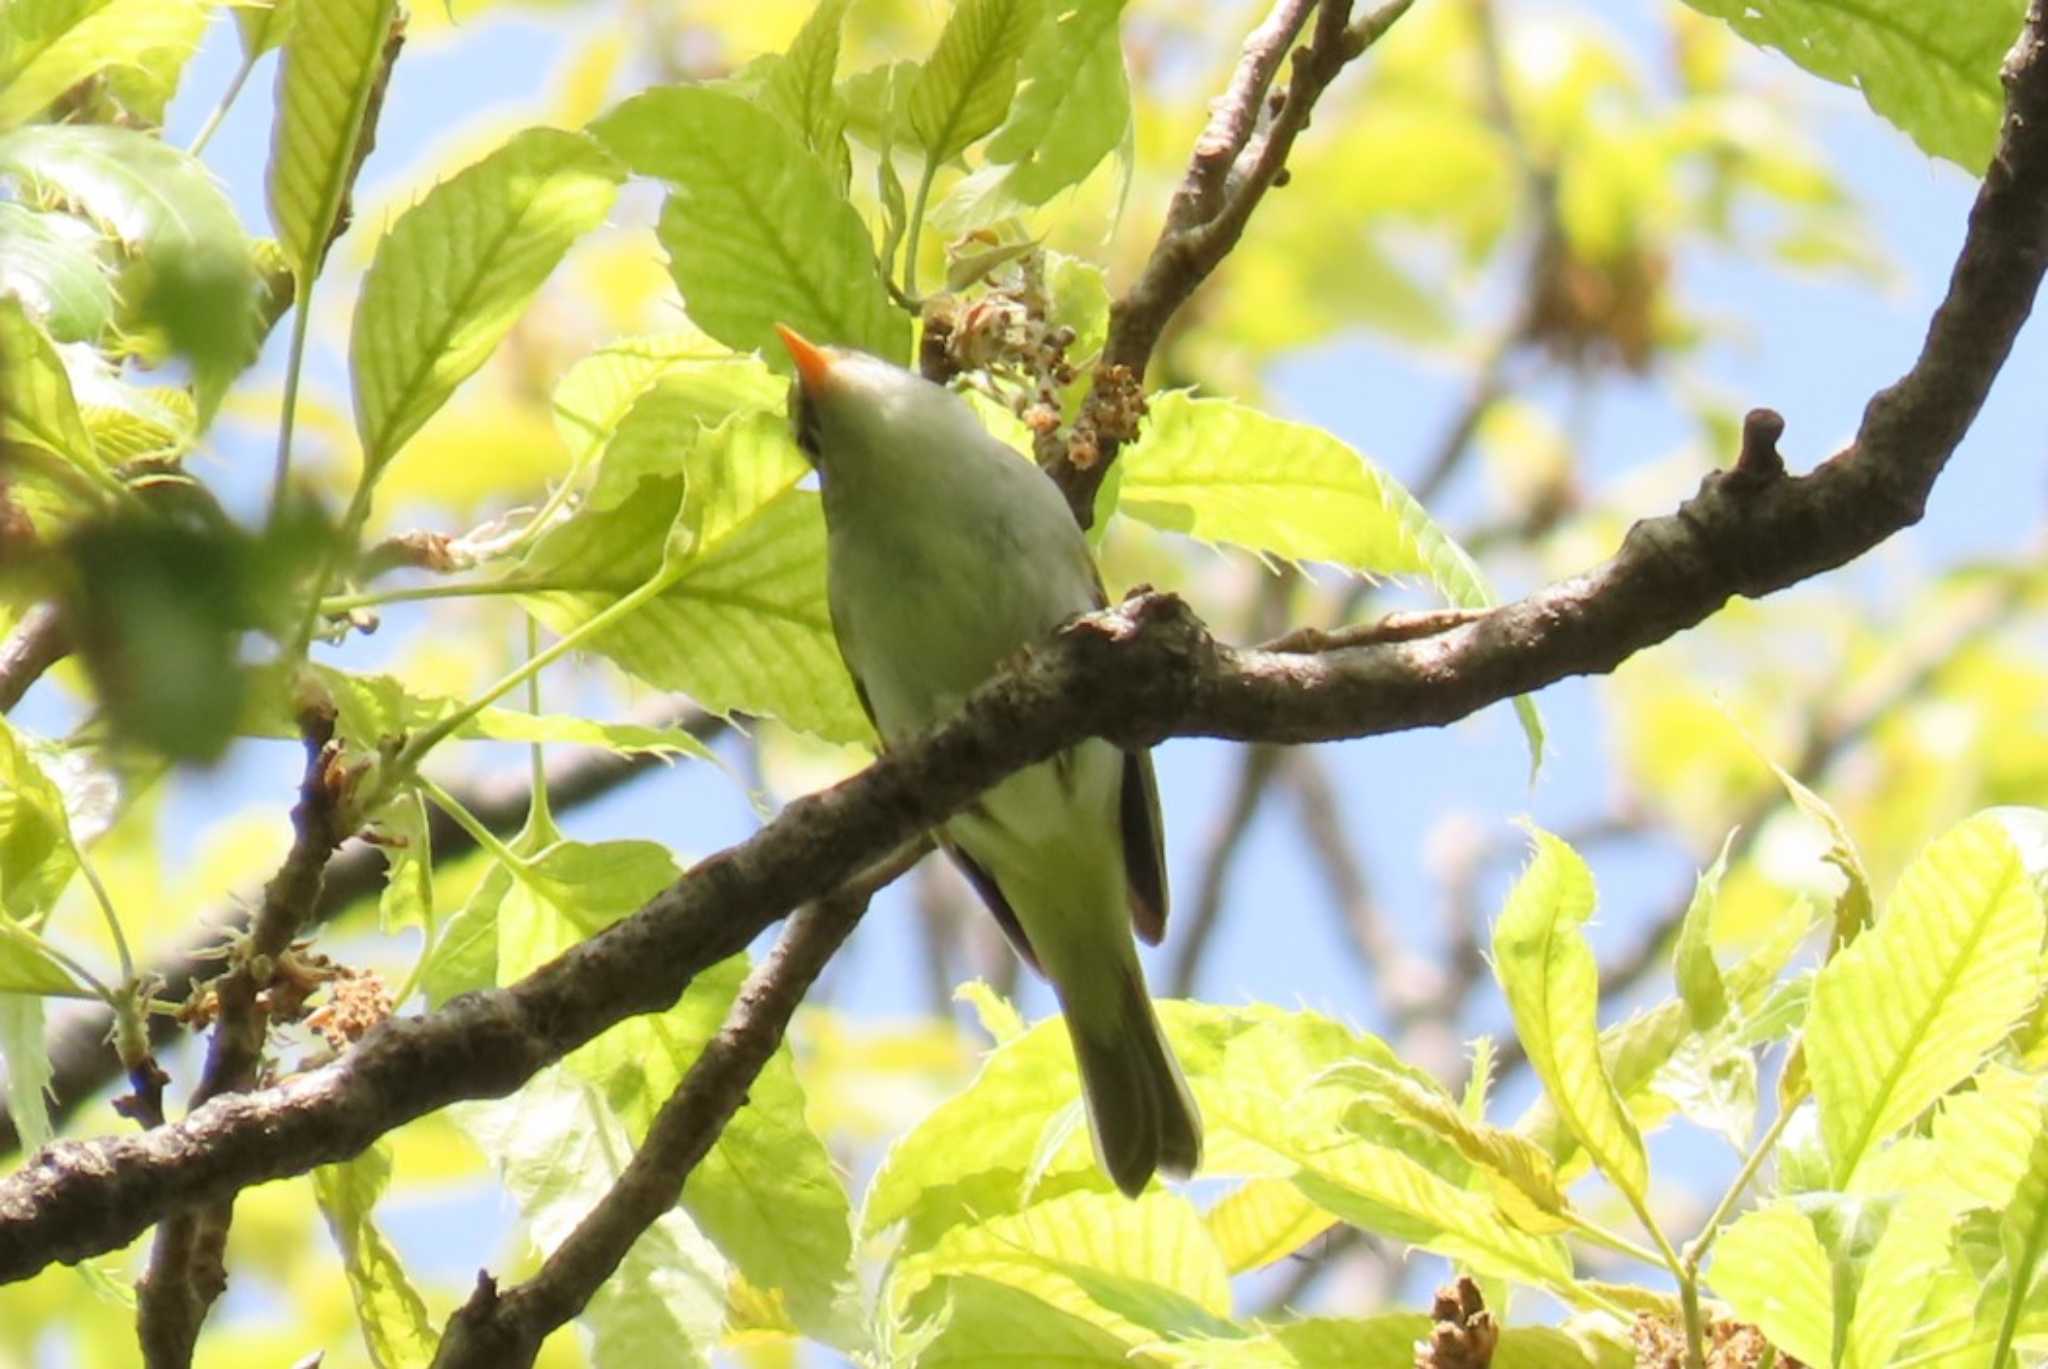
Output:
top-left (939, 833), bottom-right (1043, 973)
top-left (1084, 567), bottom-right (1171, 945)
top-left (1122, 750), bottom-right (1170, 944)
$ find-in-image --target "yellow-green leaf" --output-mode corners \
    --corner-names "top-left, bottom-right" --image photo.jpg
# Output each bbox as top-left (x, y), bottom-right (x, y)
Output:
top-left (352, 126), bottom-right (623, 470)
top-left (1708, 1200), bottom-right (1834, 1366)
top-left (267, 0), bottom-right (396, 279)
top-left (0, 0), bottom-right (210, 130)
top-left (1808, 813), bottom-right (2046, 1184)
top-left (591, 84), bottom-right (908, 365)
top-left (1119, 392), bottom-right (1543, 768)
top-left (1204, 1179), bottom-right (1337, 1276)
top-left (310, 1144), bottom-right (437, 1369)
top-left (1492, 827), bottom-right (1648, 1202)
top-left (909, 0), bottom-right (1043, 165)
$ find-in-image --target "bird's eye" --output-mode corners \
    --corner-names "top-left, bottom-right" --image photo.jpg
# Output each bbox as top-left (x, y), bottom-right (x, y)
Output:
top-left (788, 381), bottom-right (823, 463)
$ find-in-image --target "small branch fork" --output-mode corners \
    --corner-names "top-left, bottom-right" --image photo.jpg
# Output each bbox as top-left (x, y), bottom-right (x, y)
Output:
top-left (1051, 0), bottom-right (1417, 522)
top-left (427, 840), bottom-right (926, 1369)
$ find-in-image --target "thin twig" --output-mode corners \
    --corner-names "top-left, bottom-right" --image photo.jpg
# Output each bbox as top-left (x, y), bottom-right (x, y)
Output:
top-left (429, 841), bottom-right (927, 1369)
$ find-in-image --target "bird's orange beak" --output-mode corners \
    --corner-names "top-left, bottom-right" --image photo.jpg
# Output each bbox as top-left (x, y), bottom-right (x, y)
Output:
top-left (775, 324), bottom-right (833, 391)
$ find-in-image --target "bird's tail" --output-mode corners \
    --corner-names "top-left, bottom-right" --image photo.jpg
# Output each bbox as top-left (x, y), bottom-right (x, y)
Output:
top-left (1058, 960), bottom-right (1202, 1198)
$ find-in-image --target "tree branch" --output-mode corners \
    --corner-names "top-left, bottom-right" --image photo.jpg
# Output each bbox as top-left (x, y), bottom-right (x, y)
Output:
top-left (428, 840), bottom-right (926, 1369)
top-left (2, 0), bottom-right (2045, 1280)
top-left (1053, 0), bottom-right (1415, 521)
top-left (0, 702), bottom-right (721, 1156)
top-left (0, 604), bottom-right (68, 714)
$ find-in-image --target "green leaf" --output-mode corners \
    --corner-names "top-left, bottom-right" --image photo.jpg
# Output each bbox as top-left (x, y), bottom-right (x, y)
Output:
top-left (0, 294), bottom-right (101, 496)
top-left (234, 0), bottom-right (293, 58)
top-left (1994, 1100), bottom-right (2048, 1368)
top-left (908, 1274), bottom-right (1132, 1367)
top-left (891, 1189), bottom-right (1232, 1348)
top-left (0, 123), bottom-right (265, 417)
top-left (352, 126), bottom-right (623, 471)
top-left (415, 858), bottom-right (510, 1006)
top-left (551, 334), bottom-right (782, 476)
top-left (267, 0), bottom-right (395, 280)
top-left (1788, 1192), bottom-right (1952, 1369)
top-left (1673, 831), bottom-right (1736, 1029)
top-left (762, 0), bottom-right (853, 187)
top-left (1204, 1179), bottom-right (1338, 1275)
top-left (1491, 827), bottom-right (1648, 1203)
top-left (0, 0), bottom-right (210, 130)
top-left (1153, 1315), bottom-right (1433, 1368)
top-left (1770, 761), bottom-right (1874, 949)
top-left (0, 717), bottom-right (80, 926)
top-left (591, 84), bottom-right (908, 365)
top-left (1679, 0), bottom-right (2023, 172)
top-left (1808, 813), bottom-right (2046, 1184)
top-left (0, 996), bottom-right (54, 1153)
top-left (1341, 1064), bottom-right (1572, 1235)
top-left (975, 0), bottom-right (1129, 206)
top-left (1928, 1064), bottom-right (2042, 1212)
top-left (910, 0), bottom-right (1043, 165)
top-left (1118, 393), bottom-right (1543, 769)
top-left (1709, 1200), bottom-right (1835, 1365)
top-left (516, 406), bottom-right (869, 744)
top-left (455, 1070), bottom-right (724, 1367)
top-left (375, 786), bottom-right (433, 939)
top-left (311, 1144), bottom-right (438, 1369)
top-left (0, 202), bottom-right (116, 343)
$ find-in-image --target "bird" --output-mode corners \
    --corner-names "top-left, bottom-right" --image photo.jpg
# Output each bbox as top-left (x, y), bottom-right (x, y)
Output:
top-left (777, 324), bottom-right (1201, 1197)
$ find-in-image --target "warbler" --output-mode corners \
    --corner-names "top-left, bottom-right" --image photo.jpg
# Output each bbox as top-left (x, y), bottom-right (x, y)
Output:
top-left (778, 325), bottom-right (1200, 1196)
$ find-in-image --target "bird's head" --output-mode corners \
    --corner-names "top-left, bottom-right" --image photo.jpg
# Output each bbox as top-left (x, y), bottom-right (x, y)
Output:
top-left (776, 325), bottom-right (981, 478)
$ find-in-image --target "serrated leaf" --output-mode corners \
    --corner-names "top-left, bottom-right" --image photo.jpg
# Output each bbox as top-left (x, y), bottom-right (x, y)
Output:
top-left (892, 1189), bottom-right (1231, 1348)
top-left (955, 979), bottom-right (1025, 1045)
top-left (1795, 1192), bottom-right (1952, 1369)
top-left (1345, 1065), bottom-right (1572, 1235)
top-left (1204, 1179), bottom-right (1337, 1275)
top-left (1679, 0), bottom-right (2023, 173)
top-left (909, 1274), bottom-right (1131, 1366)
top-left (975, 0), bottom-right (1128, 206)
top-left (1492, 827), bottom-right (1648, 1202)
top-left (267, 0), bottom-right (395, 279)
top-left (1808, 813), bottom-right (2046, 1184)
top-left (1994, 1101), bottom-right (2048, 1368)
top-left (1651, 1029), bottom-right (1758, 1151)
top-left (1709, 1200), bottom-right (1834, 1365)
top-left (0, 202), bottom-right (116, 342)
top-left (0, 0), bottom-right (210, 130)
top-left (234, 0), bottom-right (292, 58)
top-left (0, 996), bottom-right (53, 1153)
top-left (0, 294), bottom-right (100, 490)
top-left (551, 334), bottom-right (781, 476)
top-left (0, 717), bottom-right (80, 925)
top-left (1119, 393), bottom-right (1543, 768)
top-left (352, 126), bottom-right (623, 470)
top-left (762, 0), bottom-right (852, 187)
top-left (310, 1144), bottom-right (437, 1369)
top-left (516, 406), bottom-right (869, 743)
top-left (591, 84), bottom-right (907, 365)
top-left (376, 787), bottom-right (433, 937)
top-left (1673, 831), bottom-right (1736, 1028)
top-left (910, 0), bottom-right (1043, 165)
top-left (0, 123), bottom-right (264, 418)
top-left (1929, 1064), bottom-right (2043, 1212)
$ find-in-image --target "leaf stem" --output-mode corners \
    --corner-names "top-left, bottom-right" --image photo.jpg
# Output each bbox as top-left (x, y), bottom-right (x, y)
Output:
top-left (1563, 1212), bottom-right (1667, 1271)
top-left (320, 577), bottom-right (574, 615)
top-left (416, 775), bottom-right (528, 873)
top-left (270, 280), bottom-right (316, 525)
top-left (74, 848), bottom-right (133, 985)
top-left (393, 562), bottom-right (683, 775)
top-left (187, 46), bottom-right (261, 156)
top-left (903, 156), bottom-right (938, 300)
top-left (1684, 1100), bottom-right (1798, 1276)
